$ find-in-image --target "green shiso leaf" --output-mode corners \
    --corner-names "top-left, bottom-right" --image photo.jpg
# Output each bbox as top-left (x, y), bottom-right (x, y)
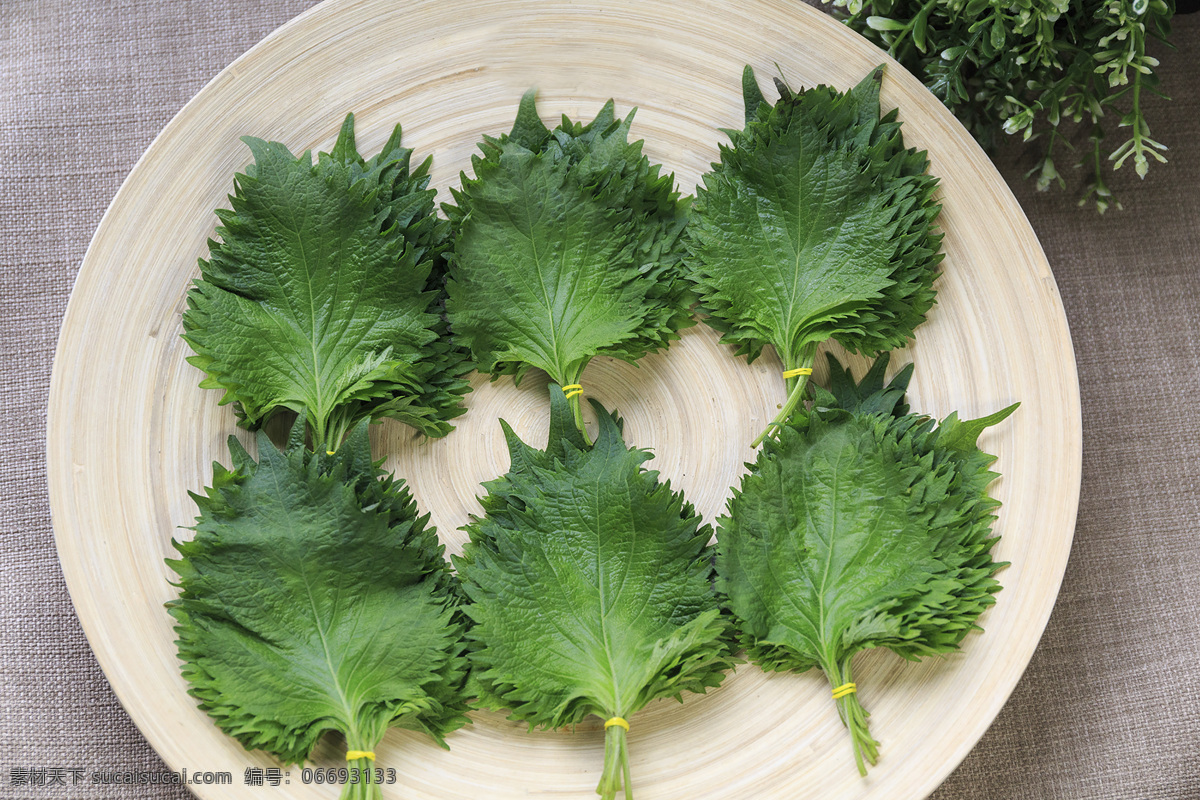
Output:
top-left (717, 353), bottom-right (1015, 774)
top-left (166, 422), bottom-right (468, 797)
top-left (443, 92), bottom-right (694, 438)
top-left (454, 389), bottom-right (735, 800)
top-left (686, 66), bottom-right (943, 443)
top-left (182, 114), bottom-right (469, 451)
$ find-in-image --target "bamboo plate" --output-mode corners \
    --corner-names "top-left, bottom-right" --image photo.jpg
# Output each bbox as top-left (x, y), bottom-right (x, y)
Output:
top-left (47, 0), bottom-right (1081, 798)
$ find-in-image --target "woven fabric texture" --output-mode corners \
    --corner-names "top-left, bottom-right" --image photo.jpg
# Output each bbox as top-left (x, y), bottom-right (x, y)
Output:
top-left (2, 2), bottom-right (1197, 798)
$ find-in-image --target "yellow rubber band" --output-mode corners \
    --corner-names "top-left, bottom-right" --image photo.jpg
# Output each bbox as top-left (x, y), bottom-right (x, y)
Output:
top-left (781, 367), bottom-right (814, 379)
top-left (831, 682), bottom-right (857, 699)
top-left (326, 450), bottom-right (336, 456)
top-left (603, 716), bottom-right (630, 732)
top-left (345, 750), bottom-right (375, 761)
top-left (561, 383), bottom-right (584, 400)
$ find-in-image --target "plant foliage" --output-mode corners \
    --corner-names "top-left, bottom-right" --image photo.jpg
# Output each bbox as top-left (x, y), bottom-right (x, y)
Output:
top-left (717, 354), bottom-right (1015, 773)
top-left (686, 66), bottom-right (942, 443)
top-left (183, 115), bottom-right (469, 450)
top-left (444, 92), bottom-right (693, 437)
top-left (167, 423), bottom-right (468, 800)
top-left (455, 389), bottom-right (734, 799)
top-left (827, 0), bottom-right (1175, 211)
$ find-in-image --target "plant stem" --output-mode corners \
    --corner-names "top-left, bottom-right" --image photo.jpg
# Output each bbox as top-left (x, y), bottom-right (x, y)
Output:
top-left (313, 416), bottom-right (328, 454)
top-left (750, 345), bottom-right (817, 448)
top-left (824, 656), bottom-right (879, 776)
top-left (887, 0), bottom-right (938, 63)
top-left (596, 723), bottom-right (633, 800)
top-left (340, 728), bottom-right (384, 800)
top-left (1129, 66), bottom-right (1145, 171)
top-left (569, 390), bottom-right (593, 447)
top-left (323, 410), bottom-right (352, 455)
top-left (340, 756), bottom-right (382, 800)
top-left (554, 367), bottom-right (593, 446)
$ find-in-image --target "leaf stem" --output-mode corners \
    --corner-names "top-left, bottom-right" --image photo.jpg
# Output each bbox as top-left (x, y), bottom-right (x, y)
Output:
top-left (339, 759), bottom-right (383, 800)
top-left (312, 414), bottom-right (328, 454)
top-left (596, 723), bottom-right (633, 800)
top-left (750, 345), bottom-right (816, 448)
top-left (569, 390), bottom-right (593, 447)
top-left (825, 657), bottom-right (879, 776)
top-left (555, 366), bottom-right (593, 446)
top-left (340, 738), bottom-right (384, 800)
top-left (308, 407), bottom-right (352, 455)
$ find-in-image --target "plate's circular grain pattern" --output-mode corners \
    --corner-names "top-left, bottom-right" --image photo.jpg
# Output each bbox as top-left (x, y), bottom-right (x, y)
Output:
top-left (47, 1), bottom-right (1081, 798)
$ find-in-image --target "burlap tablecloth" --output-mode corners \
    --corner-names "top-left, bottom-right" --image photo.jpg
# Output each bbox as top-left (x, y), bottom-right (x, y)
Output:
top-left (3, 2), bottom-right (1197, 798)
